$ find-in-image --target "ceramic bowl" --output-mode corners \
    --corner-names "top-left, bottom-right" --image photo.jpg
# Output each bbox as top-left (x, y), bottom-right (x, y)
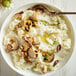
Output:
top-left (0, 2), bottom-right (75, 76)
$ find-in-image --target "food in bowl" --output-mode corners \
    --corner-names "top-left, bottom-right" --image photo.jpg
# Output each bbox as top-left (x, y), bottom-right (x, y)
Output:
top-left (3, 4), bottom-right (72, 74)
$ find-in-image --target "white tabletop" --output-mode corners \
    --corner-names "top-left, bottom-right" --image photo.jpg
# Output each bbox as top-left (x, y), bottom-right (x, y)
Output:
top-left (0, 0), bottom-right (76, 76)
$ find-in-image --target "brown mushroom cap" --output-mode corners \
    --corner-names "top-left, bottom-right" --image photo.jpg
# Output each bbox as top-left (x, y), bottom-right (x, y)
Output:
top-left (6, 44), bottom-right (13, 53)
top-left (57, 44), bottom-right (61, 52)
top-left (47, 53), bottom-right (54, 62)
top-left (53, 60), bottom-right (59, 67)
top-left (27, 48), bottom-right (36, 58)
top-left (10, 38), bottom-right (19, 50)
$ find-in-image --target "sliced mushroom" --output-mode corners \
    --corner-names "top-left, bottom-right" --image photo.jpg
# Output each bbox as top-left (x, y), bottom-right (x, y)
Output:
top-left (19, 45), bottom-right (28, 57)
top-left (24, 37), bottom-right (33, 46)
top-left (23, 47), bottom-right (37, 64)
top-left (21, 42), bottom-right (31, 52)
top-left (22, 44), bottom-right (29, 52)
top-left (24, 20), bottom-right (32, 31)
top-left (6, 37), bottom-right (19, 53)
top-left (42, 52), bottom-right (54, 63)
top-left (27, 48), bottom-right (36, 58)
top-left (6, 44), bottom-right (13, 53)
top-left (53, 60), bottom-right (59, 67)
top-left (42, 65), bottom-right (48, 73)
top-left (10, 38), bottom-right (19, 50)
top-left (57, 44), bottom-right (61, 52)
top-left (33, 37), bottom-right (40, 45)
top-left (19, 39), bottom-right (34, 57)
top-left (47, 53), bottom-right (54, 62)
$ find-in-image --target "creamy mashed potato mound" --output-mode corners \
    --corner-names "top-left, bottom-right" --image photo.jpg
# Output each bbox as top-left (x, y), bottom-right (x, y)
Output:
top-left (3, 5), bottom-right (72, 74)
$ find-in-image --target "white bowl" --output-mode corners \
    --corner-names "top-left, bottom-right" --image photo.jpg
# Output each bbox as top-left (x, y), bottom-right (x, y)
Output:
top-left (0, 2), bottom-right (75, 76)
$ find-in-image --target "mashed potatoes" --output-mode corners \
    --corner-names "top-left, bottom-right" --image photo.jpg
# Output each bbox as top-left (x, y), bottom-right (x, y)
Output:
top-left (3, 5), bottom-right (72, 74)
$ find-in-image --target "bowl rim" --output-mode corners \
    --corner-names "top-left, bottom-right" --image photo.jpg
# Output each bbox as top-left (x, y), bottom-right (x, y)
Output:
top-left (0, 2), bottom-right (75, 76)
